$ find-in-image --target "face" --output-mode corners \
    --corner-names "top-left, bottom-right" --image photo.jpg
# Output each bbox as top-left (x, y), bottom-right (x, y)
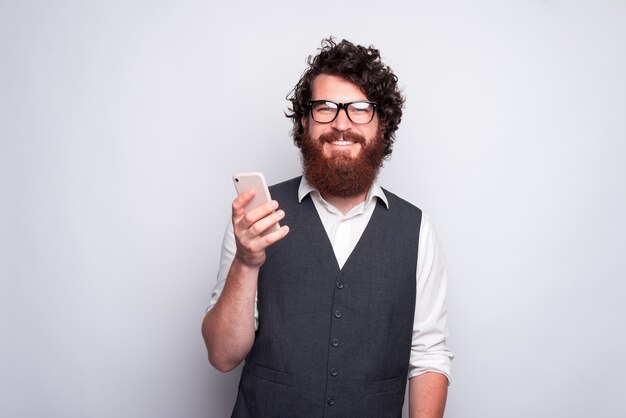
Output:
top-left (302, 74), bottom-right (380, 159)
top-left (299, 74), bottom-right (386, 198)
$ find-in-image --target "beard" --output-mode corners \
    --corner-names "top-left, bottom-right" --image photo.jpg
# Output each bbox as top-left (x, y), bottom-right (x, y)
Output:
top-left (300, 129), bottom-right (386, 198)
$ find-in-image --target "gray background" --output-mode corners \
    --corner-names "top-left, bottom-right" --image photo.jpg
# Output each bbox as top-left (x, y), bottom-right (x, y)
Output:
top-left (2, 0), bottom-right (625, 417)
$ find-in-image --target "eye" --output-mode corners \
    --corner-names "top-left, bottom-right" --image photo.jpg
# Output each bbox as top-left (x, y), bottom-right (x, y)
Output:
top-left (314, 101), bottom-right (338, 113)
top-left (349, 102), bottom-right (373, 113)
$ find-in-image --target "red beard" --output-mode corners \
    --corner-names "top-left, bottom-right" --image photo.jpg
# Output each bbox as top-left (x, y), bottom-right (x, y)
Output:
top-left (300, 129), bottom-right (386, 198)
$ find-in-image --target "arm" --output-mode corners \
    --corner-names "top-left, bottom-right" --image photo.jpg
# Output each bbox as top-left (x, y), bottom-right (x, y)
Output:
top-left (202, 189), bottom-right (289, 372)
top-left (409, 216), bottom-right (453, 416)
top-left (409, 372), bottom-right (448, 418)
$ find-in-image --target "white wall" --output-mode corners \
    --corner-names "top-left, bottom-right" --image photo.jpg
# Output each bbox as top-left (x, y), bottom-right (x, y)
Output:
top-left (2, 1), bottom-right (625, 417)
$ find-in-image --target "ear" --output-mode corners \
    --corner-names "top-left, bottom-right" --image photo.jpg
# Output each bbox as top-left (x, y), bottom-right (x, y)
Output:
top-left (301, 115), bottom-right (308, 130)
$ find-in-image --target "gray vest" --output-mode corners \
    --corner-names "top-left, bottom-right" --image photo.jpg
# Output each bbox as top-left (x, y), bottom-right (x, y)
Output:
top-left (232, 177), bottom-right (422, 418)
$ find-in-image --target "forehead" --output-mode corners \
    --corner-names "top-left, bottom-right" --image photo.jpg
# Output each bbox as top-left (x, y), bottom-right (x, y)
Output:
top-left (311, 74), bottom-right (368, 102)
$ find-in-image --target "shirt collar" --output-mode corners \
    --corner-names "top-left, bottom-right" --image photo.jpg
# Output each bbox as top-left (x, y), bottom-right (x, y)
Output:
top-left (297, 176), bottom-right (389, 209)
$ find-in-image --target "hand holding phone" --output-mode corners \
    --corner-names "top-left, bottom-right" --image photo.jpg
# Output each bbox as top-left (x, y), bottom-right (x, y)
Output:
top-left (233, 172), bottom-right (281, 236)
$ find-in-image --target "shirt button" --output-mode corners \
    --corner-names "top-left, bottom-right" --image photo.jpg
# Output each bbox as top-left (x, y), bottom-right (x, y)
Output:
top-left (334, 309), bottom-right (342, 319)
top-left (331, 339), bottom-right (340, 347)
top-left (336, 281), bottom-right (344, 289)
top-left (330, 368), bottom-right (338, 377)
top-left (327, 398), bottom-right (335, 406)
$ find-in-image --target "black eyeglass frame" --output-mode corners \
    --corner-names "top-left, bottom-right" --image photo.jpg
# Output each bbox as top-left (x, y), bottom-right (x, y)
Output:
top-left (307, 100), bottom-right (378, 124)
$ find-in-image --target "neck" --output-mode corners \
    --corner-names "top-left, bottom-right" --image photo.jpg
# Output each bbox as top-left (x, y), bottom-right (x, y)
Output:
top-left (321, 191), bottom-right (368, 215)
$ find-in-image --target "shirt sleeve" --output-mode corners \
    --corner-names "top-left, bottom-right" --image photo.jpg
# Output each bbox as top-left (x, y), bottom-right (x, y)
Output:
top-left (206, 220), bottom-right (260, 329)
top-left (408, 215), bottom-right (454, 383)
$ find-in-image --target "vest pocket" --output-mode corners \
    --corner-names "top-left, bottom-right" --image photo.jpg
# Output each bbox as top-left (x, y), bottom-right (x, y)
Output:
top-left (364, 377), bottom-right (405, 418)
top-left (366, 375), bottom-right (402, 394)
top-left (250, 363), bottom-right (292, 387)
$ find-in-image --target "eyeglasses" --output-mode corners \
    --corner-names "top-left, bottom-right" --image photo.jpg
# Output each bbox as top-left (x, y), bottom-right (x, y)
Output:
top-left (308, 100), bottom-right (378, 124)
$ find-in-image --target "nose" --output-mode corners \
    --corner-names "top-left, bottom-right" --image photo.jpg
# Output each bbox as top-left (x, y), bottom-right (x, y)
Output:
top-left (330, 107), bottom-right (352, 131)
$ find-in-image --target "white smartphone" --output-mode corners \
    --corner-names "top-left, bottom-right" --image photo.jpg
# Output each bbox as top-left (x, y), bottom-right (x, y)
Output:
top-left (232, 172), bottom-right (280, 235)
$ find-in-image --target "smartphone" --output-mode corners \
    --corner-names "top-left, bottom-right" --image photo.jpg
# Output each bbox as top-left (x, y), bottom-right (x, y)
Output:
top-left (232, 172), bottom-right (280, 235)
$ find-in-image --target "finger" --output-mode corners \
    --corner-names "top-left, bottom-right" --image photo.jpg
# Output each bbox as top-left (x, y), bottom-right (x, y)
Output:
top-left (241, 224), bottom-right (290, 254)
top-left (241, 200), bottom-right (279, 229)
top-left (260, 225), bottom-right (290, 247)
top-left (248, 209), bottom-right (286, 237)
top-left (232, 188), bottom-right (256, 216)
top-left (232, 189), bottom-right (260, 227)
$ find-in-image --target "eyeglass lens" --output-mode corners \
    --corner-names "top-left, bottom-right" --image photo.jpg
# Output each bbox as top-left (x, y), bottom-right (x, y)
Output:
top-left (310, 101), bottom-right (375, 124)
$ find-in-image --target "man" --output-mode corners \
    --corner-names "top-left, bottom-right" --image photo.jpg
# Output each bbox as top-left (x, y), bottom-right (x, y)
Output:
top-left (203, 38), bottom-right (453, 418)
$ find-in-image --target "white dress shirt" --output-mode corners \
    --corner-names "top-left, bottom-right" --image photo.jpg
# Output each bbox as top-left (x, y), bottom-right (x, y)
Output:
top-left (208, 177), bottom-right (453, 381)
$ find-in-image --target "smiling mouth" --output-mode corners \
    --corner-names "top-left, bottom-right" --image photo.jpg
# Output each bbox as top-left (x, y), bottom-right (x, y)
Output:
top-left (319, 131), bottom-right (365, 147)
top-left (329, 140), bottom-right (355, 146)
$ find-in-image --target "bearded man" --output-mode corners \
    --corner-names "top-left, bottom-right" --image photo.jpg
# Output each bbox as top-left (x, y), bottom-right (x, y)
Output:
top-left (202, 38), bottom-right (453, 418)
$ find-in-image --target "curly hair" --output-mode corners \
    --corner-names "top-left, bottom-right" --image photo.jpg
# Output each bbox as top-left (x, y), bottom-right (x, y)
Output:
top-left (286, 38), bottom-right (405, 157)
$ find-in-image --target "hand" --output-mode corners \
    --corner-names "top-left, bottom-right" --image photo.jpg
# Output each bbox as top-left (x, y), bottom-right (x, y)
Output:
top-left (231, 188), bottom-right (289, 268)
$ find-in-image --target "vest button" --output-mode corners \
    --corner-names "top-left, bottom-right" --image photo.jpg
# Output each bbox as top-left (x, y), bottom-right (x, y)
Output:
top-left (330, 368), bottom-right (338, 377)
top-left (327, 397), bottom-right (335, 406)
top-left (334, 309), bottom-right (342, 319)
top-left (336, 281), bottom-right (344, 289)
top-left (331, 339), bottom-right (340, 347)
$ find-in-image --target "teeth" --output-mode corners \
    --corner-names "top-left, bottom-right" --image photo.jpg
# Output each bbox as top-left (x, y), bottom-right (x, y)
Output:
top-left (331, 141), bottom-right (354, 146)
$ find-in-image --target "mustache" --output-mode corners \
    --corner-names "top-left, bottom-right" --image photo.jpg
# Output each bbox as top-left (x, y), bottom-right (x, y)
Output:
top-left (318, 131), bottom-right (366, 145)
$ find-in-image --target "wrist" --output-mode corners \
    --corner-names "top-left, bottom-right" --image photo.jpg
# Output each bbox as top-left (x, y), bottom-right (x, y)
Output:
top-left (232, 254), bottom-right (263, 273)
